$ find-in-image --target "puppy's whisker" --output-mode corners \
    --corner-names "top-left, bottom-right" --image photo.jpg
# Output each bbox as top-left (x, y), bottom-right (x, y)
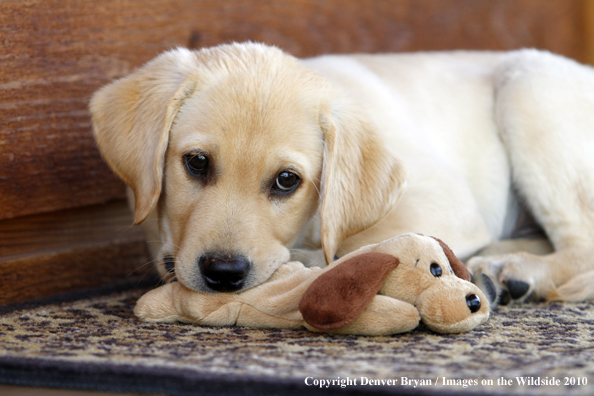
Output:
top-left (130, 257), bottom-right (160, 273)
top-left (310, 176), bottom-right (322, 198)
top-left (131, 259), bottom-right (163, 285)
top-left (126, 257), bottom-right (161, 279)
top-left (135, 267), bottom-right (155, 285)
top-left (170, 243), bottom-right (192, 261)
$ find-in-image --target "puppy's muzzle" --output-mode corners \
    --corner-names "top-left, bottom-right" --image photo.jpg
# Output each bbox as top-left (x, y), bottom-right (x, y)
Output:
top-left (198, 253), bottom-right (251, 292)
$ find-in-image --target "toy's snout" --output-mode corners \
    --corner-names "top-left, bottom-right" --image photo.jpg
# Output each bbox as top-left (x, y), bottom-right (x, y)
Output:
top-left (415, 277), bottom-right (490, 333)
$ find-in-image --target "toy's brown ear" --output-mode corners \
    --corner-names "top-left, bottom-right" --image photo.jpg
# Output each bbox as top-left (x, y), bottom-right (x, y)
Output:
top-left (430, 236), bottom-right (471, 281)
top-left (298, 252), bottom-right (399, 330)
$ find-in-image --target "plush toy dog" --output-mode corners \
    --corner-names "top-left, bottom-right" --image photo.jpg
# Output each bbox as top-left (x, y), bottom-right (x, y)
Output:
top-left (135, 234), bottom-right (490, 335)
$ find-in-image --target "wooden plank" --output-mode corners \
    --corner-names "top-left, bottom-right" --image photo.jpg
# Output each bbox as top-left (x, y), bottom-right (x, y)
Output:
top-left (0, 237), bottom-right (153, 305)
top-left (0, 200), bottom-right (138, 257)
top-left (0, 200), bottom-right (154, 304)
top-left (0, 0), bottom-right (584, 220)
top-left (0, 385), bottom-right (160, 396)
top-left (583, 0), bottom-right (594, 65)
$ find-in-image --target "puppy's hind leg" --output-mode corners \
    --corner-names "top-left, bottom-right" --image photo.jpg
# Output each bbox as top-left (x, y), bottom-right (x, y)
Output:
top-left (469, 49), bottom-right (594, 304)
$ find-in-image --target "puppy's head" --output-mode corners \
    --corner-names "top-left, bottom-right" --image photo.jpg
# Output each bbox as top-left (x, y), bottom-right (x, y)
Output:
top-left (90, 43), bottom-right (406, 293)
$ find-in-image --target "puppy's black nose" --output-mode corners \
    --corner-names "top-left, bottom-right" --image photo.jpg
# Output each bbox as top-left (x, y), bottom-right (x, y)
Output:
top-left (199, 254), bottom-right (251, 292)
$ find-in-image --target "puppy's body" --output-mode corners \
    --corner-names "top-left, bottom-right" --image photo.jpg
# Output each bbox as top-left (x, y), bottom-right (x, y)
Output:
top-left (91, 43), bottom-right (594, 304)
top-left (304, 52), bottom-right (509, 259)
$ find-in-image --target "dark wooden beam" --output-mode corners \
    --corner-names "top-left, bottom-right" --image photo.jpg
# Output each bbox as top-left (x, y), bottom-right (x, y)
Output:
top-left (0, 200), bottom-right (153, 304)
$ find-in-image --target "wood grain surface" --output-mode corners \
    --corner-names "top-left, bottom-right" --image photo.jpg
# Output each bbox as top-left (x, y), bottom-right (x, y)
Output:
top-left (0, 200), bottom-right (140, 258)
top-left (0, 0), bottom-right (585, 220)
top-left (0, 236), bottom-right (152, 304)
top-left (0, 200), bottom-right (153, 304)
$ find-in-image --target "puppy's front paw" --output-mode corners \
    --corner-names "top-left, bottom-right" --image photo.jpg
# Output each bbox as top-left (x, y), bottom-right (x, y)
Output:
top-left (471, 270), bottom-right (503, 306)
top-left (134, 283), bottom-right (180, 322)
top-left (467, 253), bottom-right (538, 306)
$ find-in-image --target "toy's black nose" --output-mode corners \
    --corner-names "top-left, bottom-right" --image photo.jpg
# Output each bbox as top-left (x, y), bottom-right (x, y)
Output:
top-left (199, 254), bottom-right (251, 292)
top-left (466, 293), bottom-right (481, 313)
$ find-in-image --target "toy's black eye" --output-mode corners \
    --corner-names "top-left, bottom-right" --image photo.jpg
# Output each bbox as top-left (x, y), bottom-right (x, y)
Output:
top-left (430, 263), bottom-right (442, 277)
top-left (466, 293), bottom-right (481, 313)
top-left (185, 153), bottom-right (208, 175)
top-left (273, 171), bottom-right (300, 193)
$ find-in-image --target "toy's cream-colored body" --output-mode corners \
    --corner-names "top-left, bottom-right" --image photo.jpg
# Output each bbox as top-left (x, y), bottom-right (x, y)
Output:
top-left (135, 234), bottom-right (490, 335)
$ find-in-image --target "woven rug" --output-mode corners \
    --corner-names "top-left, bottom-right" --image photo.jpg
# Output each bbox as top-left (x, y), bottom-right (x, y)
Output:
top-left (0, 284), bottom-right (593, 396)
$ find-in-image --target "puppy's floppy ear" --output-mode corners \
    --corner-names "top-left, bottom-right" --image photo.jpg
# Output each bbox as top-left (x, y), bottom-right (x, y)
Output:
top-left (319, 103), bottom-right (407, 263)
top-left (90, 48), bottom-right (199, 224)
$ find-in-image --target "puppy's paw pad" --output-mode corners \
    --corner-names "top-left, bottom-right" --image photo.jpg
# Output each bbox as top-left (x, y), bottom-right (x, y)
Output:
top-left (498, 288), bottom-right (512, 306)
top-left (478, 273), bottom-right (497, 304)
top-left (502, 279), bottom-right (531, 301)
top-left (468, 252), bottom-right (544, 304)
top-left (471, 272), bottom-right (506, 308)
top-left (498, 258), bottom-right (536, 302)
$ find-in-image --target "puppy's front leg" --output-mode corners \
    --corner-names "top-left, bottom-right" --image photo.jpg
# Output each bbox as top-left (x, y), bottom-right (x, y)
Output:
top-left (134, 282), bottom-right (238, 324)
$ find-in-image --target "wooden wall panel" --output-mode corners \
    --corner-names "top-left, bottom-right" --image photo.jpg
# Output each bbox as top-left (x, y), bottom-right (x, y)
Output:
top-left (0, 200), bottom-right (139, 258)
top-left (0, 236), bottom-right (152, 304)
top-left (583, 0), bottom-right (594, 65)
top-left (0, 0), bottom-right (584, 220)
top-left (0, 200), bottom-right (153, 304)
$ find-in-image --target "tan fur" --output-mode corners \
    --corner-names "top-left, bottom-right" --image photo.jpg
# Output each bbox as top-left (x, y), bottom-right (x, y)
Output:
top-left (91, 43), bottom-right (594, 304)
top-left (91, 43), bottom-right (405, 293)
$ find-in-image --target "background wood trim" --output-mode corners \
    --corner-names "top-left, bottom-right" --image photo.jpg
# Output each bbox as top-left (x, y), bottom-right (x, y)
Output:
top-left (0, 200), bottom-right (140, 258)
top-left (0, 236), bottom-right (153, 305)
top-left (583, 0), bottom-right (594, 65)
top-left (0, 201), bottom-right (153, 304)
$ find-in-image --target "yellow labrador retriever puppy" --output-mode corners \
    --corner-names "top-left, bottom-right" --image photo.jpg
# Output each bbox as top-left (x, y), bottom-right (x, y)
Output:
top-left (90, 42), bottom-right (594, 306)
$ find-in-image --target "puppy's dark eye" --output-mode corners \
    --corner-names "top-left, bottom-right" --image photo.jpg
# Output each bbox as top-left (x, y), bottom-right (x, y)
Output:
top-left (430, 263), bottom-right (442, 277)
top-left (273, 171), bottom-right (300, 193)
top-left (185, 154), bottom-right (208, 175)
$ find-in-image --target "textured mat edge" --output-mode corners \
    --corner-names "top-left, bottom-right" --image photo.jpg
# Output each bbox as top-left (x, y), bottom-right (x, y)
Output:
top-left (0, 355), bottom-right (518, 396)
